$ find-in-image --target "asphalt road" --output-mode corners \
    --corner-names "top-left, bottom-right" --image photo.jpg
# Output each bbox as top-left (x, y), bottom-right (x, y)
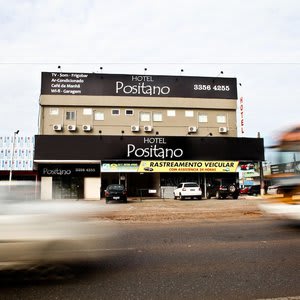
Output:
top-left (1, 219), bottom-right (300, 300)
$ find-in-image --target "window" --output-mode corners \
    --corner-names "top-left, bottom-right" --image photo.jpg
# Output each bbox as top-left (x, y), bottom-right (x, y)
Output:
top-left (125, 109), bottom-right (134, 116)
top-left (50, 108), bottom-right (59, 115)
top-left (153, 112), bottom-right (163, 122)
top-left (185, 110), bottom-right (194, 117)
top-left (83, 108), bottom-right (93, 115)
top-left (167, 110), bottom-right (176, 117)
top-left (111, 109), bottom-right (120, 116)
top-left (94, 112), bottom-right (104, 121)
top-left (66, 111), bottom-right (76, 120)
top-left (217, 115), bottom-right (226, 123)
top-left (140, 112), bottom-right (151, 122)
top-left (198, 115), bottom-right (208, 123)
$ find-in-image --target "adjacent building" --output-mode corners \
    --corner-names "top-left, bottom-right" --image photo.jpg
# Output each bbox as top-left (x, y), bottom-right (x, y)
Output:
top-left (0, 136), bottom-right (36, 181)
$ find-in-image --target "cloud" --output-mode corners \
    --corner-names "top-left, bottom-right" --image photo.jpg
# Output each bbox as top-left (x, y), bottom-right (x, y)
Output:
top-left (1, 0), bottom-right (299, 62)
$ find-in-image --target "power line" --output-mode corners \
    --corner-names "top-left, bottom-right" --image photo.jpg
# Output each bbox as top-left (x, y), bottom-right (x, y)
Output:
top-left (0, 61), bottom-right (299, 65)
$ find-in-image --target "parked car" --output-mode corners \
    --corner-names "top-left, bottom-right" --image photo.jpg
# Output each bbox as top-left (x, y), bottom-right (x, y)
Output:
top-left (105, 184), bottom-right (127, 203)
top-left (206, 182), bottom-right (239, 199)
top-left (174, 182), bottom-right (202, 200)
top-left (240, 186), bottom-right (250, 194)
top-left (248, 185), bottom-right (261, 196)
top-left (240, 163), bottom-right (255, 170)
top-left (267, 185), bottom-right (279, 195)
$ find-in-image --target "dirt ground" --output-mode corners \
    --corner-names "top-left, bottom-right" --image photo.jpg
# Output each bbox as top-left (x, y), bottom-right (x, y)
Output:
top-left (98, 196), bottom-right (264, 224)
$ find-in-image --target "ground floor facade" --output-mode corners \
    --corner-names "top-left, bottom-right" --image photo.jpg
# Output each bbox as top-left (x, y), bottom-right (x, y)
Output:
top-left (34, 135), bottom-right (264, 200)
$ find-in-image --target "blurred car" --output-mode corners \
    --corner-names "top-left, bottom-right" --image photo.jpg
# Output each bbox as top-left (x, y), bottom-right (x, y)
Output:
top-left (0, 199), bottom-right (119, 275)
top-left (260, 203), bottom-right (300, 222)
top-left (174, 182), bottom-right (202, 200)
top-left (105, 184), bottom-right (127, 203)
top-left (260, 124), bottom-right (300, 221)
top-left (248, 185), bottom-right (261, 196)
top-left (206, 182), bottom-right (239, 199)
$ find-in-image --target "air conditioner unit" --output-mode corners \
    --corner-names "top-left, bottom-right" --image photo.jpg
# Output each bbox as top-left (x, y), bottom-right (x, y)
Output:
top-left (219, 127), bottom-right (228, 133)
top-left (67, 124), bottom-right (76, 132)
top-left (131, 125), bottom-right (140, 132)
top-left (82, 124), bottom-right (92, 132)
top-left (53, 124), bottom-right (62, 131)
top-left (144, 125), bottom-right (153, 132)
top-left (188, 126), bottom-right (197, 133)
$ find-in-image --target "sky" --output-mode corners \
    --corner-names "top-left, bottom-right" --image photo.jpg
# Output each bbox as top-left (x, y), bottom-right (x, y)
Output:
top-left (0, 0), bottom-right (299, 148)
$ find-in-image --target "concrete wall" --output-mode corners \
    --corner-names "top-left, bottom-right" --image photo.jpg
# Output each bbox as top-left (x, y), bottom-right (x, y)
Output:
top-left (39, 95), bottom-right (237, 137)
top-left (84, 177), bottom-right (100, 200)
top-left (41, 177), bottom-right (52, 200)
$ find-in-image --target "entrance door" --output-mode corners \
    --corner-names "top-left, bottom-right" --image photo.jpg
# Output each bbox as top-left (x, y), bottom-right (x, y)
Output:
top-left (126, 173), bottom-right (157, 197)
top-left (52, 176), bottom-right (84, 199)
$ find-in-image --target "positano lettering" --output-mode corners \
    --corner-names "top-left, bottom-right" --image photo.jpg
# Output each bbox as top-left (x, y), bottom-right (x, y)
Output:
top-left (116, 81), bottom-right (170, 96)
top-left (127, 144), bottom-right (183, 158)
top-left (42, 168), bottom-right (71, 175)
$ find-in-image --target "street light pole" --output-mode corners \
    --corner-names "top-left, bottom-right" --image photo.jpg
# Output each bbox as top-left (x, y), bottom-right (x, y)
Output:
top-left (257, 131), bottom-right (265, 195)
top-left (9, 130), bottom-right (19, 182)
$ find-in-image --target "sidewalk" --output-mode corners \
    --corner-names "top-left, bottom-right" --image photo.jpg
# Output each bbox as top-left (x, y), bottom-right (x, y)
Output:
top-left (96, 195), bottom-right (265, 224)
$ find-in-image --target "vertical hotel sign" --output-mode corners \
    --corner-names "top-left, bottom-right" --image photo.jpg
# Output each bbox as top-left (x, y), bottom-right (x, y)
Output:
top-left (240, 97), bottom-right (245, 134)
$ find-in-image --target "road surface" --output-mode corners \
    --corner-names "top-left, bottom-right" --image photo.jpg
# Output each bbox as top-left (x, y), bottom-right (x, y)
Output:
top-left (1, 218), bottom-right (299, 300)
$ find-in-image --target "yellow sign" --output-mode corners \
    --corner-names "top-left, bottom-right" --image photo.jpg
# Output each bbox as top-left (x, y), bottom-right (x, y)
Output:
top-left (138, 161), bottom-right (239, 173)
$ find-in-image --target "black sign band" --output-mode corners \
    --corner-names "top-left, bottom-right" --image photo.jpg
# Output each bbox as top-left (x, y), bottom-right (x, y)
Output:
top-left (41, 72), bottom-right (237, 99)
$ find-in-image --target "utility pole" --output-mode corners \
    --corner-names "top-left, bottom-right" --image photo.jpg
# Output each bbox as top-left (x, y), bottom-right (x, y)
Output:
top-left (257, 132), bottom-right (265, 195)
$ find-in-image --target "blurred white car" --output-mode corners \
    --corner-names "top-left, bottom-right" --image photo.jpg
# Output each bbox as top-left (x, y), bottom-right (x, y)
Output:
top-left (0, 199), bottom-right (119, 275)
top-left (174, 182), bottom-right (202, 200)
top-left (260, 203), bottom-right (300, 221)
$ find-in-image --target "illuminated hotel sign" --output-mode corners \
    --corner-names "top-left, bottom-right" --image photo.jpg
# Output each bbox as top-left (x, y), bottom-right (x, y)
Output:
top-left (41, 72), bottom-right (238, 99)
top-left (34, 135), bottom-right (265, 162)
